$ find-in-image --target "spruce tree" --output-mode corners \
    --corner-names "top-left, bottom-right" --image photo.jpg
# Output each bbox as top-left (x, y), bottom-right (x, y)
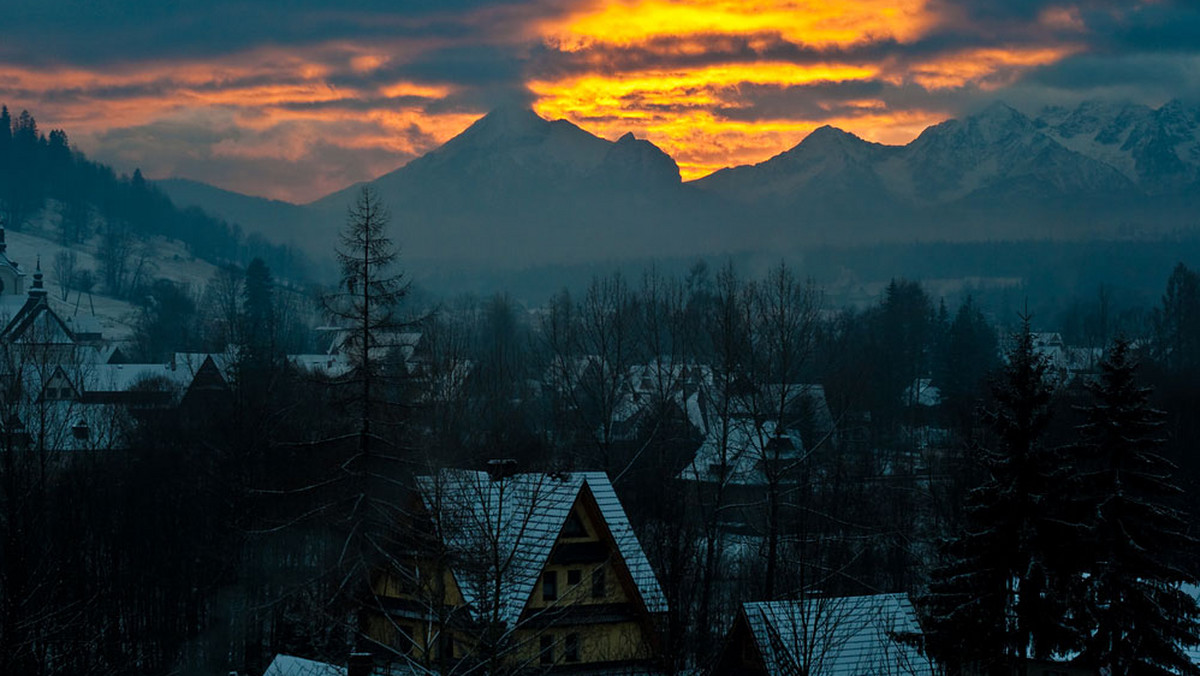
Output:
top-left (1075, 338), bottom-right (1200, 674)
top-left (924, 320), bottom-right (1086, 669)
top-left (241, 257), bottom-right (276, 368)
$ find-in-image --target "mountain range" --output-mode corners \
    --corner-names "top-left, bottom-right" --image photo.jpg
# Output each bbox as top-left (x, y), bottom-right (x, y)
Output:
top-left (159, 100), bottom-right (1200, 273)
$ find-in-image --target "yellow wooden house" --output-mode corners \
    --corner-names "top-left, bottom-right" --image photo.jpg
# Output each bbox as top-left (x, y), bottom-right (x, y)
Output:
top-left (367, 468), bottom-right (668, 673)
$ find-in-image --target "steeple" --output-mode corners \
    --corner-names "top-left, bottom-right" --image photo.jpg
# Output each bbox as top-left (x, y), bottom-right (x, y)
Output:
top-left (29, 256), bottom-right (45, 298)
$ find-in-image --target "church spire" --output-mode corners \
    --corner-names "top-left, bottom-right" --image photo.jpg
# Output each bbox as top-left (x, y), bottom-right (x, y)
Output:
top-left (29, 255), bottom-right (45, 298)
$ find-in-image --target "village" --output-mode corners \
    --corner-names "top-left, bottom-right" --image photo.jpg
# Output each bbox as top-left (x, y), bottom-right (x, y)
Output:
top-left (0, 187), bottom-right (1195, 675)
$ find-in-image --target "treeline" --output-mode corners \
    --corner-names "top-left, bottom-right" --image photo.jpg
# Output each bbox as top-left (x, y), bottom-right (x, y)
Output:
top-left (4, 246), bottom-right (1200, 673)
top-left (0, 106), bottom-right (310, 285)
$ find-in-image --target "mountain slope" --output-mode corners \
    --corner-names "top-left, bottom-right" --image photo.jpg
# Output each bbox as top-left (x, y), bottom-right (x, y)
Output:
top-left (308, 106), bottom-right (725, 267)
top-left (163, 100), bottom-right (1200, 269)
top-left (156, 178), bottom-right (312, 244)
top-left (693, 100), bottom-right (1193, 242)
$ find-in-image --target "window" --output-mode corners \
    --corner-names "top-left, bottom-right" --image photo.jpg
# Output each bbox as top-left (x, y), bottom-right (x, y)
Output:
top-left (561, 510), bottom-right (587, 538)
top-left (591, 567), bottom-right (605, 598)
top-left (542, 570), bottom-right (558, 601)
top-left (565, 633), bottom-right (580, 663)
top-left (540, 634), bottom-right (554, 665)
top-left (567, 569), bottom-right (581, 586)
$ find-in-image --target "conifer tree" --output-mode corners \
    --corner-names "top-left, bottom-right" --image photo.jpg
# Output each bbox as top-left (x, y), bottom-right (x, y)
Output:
top-left (1075, 338), bottom-right (1200, 674)
top-left (326, 185), bottom-right (410, 461)
top-left (924, 319), bottom-right (1085, 669)
top-left (241, 257), bottom-right (276, 368)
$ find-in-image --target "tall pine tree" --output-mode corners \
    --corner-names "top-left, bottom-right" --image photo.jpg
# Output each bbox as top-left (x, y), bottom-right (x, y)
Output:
top-left (1075, 338), bottom-right (1200, 674)
top-left (924, 319), bottom-right (1086, 670)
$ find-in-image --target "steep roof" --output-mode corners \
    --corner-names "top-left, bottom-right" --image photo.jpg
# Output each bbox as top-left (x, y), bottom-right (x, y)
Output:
top-left (416, 470), bottom-right (667, 627)
top-left (677, 419), bottom-right (805, 486)
top-left (742, 593), bottom-right (933, 676)
top-left (0, 261), bottom-right (73, 345)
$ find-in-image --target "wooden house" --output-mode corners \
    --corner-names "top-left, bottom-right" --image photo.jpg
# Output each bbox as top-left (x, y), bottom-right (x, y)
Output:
top-left (368, 468), bottom-right (668, 673)
top-left (712, 593), bottom-right (934, 676)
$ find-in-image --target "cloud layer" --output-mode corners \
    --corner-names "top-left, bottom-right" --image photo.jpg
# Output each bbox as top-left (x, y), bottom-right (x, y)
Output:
top-left (0, 0), bottom-right (1193, 201)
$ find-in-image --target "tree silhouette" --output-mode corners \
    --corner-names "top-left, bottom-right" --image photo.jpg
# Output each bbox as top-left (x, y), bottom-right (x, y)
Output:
top-left (1075, 338), bottom-right (1200, 674)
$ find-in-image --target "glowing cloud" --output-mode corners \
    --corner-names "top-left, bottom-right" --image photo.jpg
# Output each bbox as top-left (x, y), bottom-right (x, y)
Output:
top-left (0, 0), bottom-right (1129, 199)
top-left (541, 0), bottom-right (937, 51)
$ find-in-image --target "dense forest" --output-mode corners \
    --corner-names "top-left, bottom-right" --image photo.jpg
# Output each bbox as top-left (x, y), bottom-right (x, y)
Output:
top-left (0, 106), bottom-right (311, 286)
top-left (2, 187), bottom-right (1200, 675)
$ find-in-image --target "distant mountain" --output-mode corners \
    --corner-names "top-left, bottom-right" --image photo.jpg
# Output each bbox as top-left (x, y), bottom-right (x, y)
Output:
top-left (307, 105), bottom-right (724, 267)
top-left (693, 101), bottom-right (1196, 242)
top-left (156, 178), bottom-right (313, 245)
top-left (163, 100), bottom-right (1200, 272)
top-left (0, 106), bottom-right (308, 284)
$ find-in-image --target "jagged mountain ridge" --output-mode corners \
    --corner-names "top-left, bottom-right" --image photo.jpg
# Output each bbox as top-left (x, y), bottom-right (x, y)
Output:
top-left (304, 106), bottom-right (716, 267)
top-left (161, 99), bottom-right (1200, 270)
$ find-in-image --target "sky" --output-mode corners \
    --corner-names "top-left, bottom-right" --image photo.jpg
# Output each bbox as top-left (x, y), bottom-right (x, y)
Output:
top-left (0, 0), bottom-right (1196, 202)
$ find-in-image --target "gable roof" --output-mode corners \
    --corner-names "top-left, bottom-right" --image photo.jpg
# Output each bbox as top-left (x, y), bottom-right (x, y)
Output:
top-left (742, 593), bottom-right (933, 676)
top-left (416, 470), bottom-right (667, 627)
top-left (678, 418), bottom-right (805, 486)
top-left (262, 654), bottom-right (433, 676)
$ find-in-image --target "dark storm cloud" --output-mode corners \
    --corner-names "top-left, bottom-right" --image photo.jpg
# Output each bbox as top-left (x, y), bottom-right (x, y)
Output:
top-left (394, 45), bottom-right (528, 87)
top-left (0, 0), bottom-right (571, 65)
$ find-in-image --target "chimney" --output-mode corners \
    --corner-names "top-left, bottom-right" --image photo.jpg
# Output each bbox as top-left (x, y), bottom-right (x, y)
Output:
top-left (348, 652), bottom-right (373, 676)
top-left (487, 458), bottom-right (518, 481)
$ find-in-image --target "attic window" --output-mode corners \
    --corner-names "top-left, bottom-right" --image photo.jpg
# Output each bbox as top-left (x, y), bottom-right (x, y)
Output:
top-left (561, 510), bottom-right (587, 538)
top-left (542, 571), bottom-right (558, 601)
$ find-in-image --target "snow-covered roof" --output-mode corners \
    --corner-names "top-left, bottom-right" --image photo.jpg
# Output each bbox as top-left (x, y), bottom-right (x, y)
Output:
top-left (743, 593), bottom-right (933, 676)
top-left (677, 419), bottom-right (804, 486)
top-left (173, 351), bottom-right (236, 380)
top-left (263, 654), bottom-right (346, 676)
top-left (87, 362), bottom-right (189, 393)
top-left (904, 378), bottom-right (942, 407)
top-left (261, 654), bottom-right (433, 676)
top-left (416, 470), bottom-right (667, 627)
top-left (287, 353), bottom-right (352, 378)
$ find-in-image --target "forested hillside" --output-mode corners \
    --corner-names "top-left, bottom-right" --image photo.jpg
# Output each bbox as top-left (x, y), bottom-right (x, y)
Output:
top-left (0, 106), bottom-right (311, 286)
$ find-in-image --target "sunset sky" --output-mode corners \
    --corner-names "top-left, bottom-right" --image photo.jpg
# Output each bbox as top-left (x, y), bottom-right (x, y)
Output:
top-left (1, 0), bottom-right (1195, 202)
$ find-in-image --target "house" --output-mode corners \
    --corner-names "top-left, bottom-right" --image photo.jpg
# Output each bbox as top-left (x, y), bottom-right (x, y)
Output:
top-left (262, 652), bottom-right (428, 676)
top-left (711, 592), bottom-right (935, 675)
top-left (0, 223), bottom-right (26, 296)
top-left (367, 467), bottom-right (668, 672)
top-left (0, 261), bottom-right (78, 359)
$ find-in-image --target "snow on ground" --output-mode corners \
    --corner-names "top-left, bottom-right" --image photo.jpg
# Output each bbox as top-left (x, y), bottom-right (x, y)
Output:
top-left (5, 214), bottom-right (223, 342)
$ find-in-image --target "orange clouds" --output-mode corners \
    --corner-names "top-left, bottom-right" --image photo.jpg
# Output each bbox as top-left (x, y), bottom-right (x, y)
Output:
top-left (900, 45), bottom-right (1082, 90)
top-left (0, 1), bottom-right (1094, 201)
top-left (541, 0), bottom-right (937, 50)
top-left (526, 0), bottom-right (1085, 180)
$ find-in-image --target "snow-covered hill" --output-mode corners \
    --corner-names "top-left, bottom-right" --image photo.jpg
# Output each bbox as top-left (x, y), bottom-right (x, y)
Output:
top-left (2, 220), bottom-right (222, 341)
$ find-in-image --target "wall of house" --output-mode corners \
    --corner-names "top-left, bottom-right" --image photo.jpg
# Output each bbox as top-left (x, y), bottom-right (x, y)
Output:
top-left (526, 501), bottom-right (632, 610)
top-left (514, 621), bottom-right (652, 667)
top-left (0, 265), bottom-right (22, 296)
